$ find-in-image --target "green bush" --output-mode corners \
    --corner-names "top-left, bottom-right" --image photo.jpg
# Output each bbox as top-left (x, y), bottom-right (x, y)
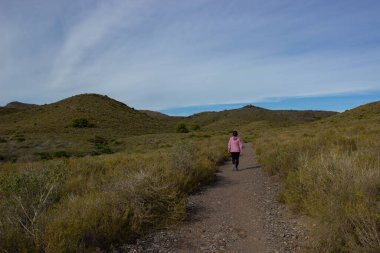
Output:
top-left (175, 123), bottom-right (189, 133)
top-left (71, 118), bottom-right (95, 128)
top-left (53, 150), bottom-right (71, 158)
top-left (0, 164), bottom-right (67, 252)
top-left (35, 152), bottom-right (52, 160)
top-left (189, 123), bottom-right (201, 131)
top-left (89, 136), bottom-right (113, 155)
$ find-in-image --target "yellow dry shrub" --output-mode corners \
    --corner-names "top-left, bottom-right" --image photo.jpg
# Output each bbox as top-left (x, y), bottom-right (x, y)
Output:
top-left (255, 121), bottom-right (380, 252)
top-left (44, 193), bottom-right (129, 252)
top-left (0, 137), bottom-right (226, 252)
top-left (291, 150), bottom-right (380, 253)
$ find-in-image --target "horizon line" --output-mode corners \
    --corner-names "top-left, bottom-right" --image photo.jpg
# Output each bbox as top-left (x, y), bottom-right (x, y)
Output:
top-left (158, 91), bottom-right (380, 116)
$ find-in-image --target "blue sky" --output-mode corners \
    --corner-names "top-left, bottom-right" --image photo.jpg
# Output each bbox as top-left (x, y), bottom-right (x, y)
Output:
top-left (1, 0), bottom-right (380, 111)
top-left (160, 91), bottom-right (380, 116)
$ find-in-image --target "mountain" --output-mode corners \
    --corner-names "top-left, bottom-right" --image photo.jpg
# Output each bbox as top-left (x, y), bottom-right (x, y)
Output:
top-left (0, 94), bottom-right (174, 136)
top-left (0, 94), bottom-right (344, 138)
top-left (0, 93), bottom-right (342, 162)
top-left (319, 101), bottom-right (380, 125)
top-left (0, 102), bottom-right (35, 117)
top-left (139, 110), bottom-right (172, 119)
top-left (5, 101), bottom-right (37, 108)
top-left (1, 94), bottom-right (337, 137)
top-left (338, 101), bottom-right (379, 120)
top-left (185, 104), bottom-right (337, 130)
top-left (0, 94), bottom-right (182, 162)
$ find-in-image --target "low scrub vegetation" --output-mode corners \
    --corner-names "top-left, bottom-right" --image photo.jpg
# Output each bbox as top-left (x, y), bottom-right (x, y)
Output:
top-left (1, 94), bottom-right (377, 252)
top-left (71, 118), bottom-right (95, 128)
top-left (0, 137), bottom-right (227, 252)
top-left (89, 136), bottom-right (113, 155)
top-left (255, 117), bottom-right (380, 252)
top-left (0, 94), bottom-right (334, 163)
top-left (175, 123), bottom-right (189, 133)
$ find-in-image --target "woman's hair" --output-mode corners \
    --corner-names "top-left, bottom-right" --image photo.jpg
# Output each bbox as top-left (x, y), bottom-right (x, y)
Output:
top-left (232, 130), bottom-right (238, 136)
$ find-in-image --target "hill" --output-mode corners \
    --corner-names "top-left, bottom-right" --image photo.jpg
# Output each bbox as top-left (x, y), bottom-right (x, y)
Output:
top-left (4, 101), bottom-right (37, 108)
top-left (0, 95), bottom-right (337, 138)
top-left (1, 95), bottom-right (378, 252)
top-left (322, 100), bottom-right (380, 123)
top-left (0, 102), bottom-right (37, 117)
top-left (139, 110), bottom-right (173, 119)
top-left (254, 100), bottom-right (380, 252)
top-left (0, 94), bottom-right (178, 162)
top-left (0, 93), bottom-right (339, 162)
top-left (185, 104), bottom-right (337, 130)
top-left (0, 94), bottom-right (173, 136)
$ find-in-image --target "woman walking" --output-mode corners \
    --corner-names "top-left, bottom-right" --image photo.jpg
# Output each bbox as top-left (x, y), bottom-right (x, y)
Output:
top-left (228, 130), bottom-right (243, 171)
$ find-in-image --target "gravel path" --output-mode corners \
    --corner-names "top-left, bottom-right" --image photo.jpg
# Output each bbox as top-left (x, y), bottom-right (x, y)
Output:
top-left (127, 144), bottom-right (308, 253)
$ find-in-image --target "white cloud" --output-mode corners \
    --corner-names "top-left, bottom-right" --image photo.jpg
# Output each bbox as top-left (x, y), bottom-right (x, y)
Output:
top-left (48, 1), bottom-right (146, 89)
top-left (1, 0), bottom-right (380, 108)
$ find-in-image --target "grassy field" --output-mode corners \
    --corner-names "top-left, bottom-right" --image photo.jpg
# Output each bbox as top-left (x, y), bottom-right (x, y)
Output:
top-left (254, 101), bottom-right (380, 252)
top-left (3, 93), bottom-right (375, 252)
top-left (0, 94), bottom-right (181, 162)
top-left (0, 94), bottom-right (334, 163)
top-left (0, 136), bottom-right (228, 252)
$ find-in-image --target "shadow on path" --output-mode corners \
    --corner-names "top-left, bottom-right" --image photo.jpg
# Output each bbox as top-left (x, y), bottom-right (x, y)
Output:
top-left (210, 172), bottom-right (237, 187)
top-left (237, 165), bottom-right (261, 171)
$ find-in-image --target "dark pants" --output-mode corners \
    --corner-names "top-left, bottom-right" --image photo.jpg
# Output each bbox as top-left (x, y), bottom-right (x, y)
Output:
top-left (231, 152), bottom-right (240, 169)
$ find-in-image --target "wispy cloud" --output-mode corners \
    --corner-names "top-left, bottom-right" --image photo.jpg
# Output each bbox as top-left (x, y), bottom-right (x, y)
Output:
top-left (1, 0), bottom-right (380, 109)
top-left (49, 1), bottom-right (146, 89)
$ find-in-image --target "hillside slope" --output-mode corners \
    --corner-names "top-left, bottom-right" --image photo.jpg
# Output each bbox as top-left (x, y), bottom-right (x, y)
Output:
top-left (0, 94), bottom-right (339, 162)
top-left (0, 94), bottom-right (178, 162)
top-left (254, 100), bottom-right (380, 252)
top-left (322, 100), bottom-right (380, 123)
top-left (0, 94), bottom-right (173, 136)
top-left (185, 104), bottom-right (337, 130)
top-left (5, 101), bottom-right (37, 109)
top-left (139, 110), bottom-right (172, 119)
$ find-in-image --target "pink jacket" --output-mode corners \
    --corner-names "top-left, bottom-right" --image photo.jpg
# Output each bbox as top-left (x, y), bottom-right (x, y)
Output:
top-left (228, 136), bottom-right (243, 153)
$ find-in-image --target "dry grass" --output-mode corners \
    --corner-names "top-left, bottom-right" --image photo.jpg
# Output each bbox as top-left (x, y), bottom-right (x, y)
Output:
top-left (1, 93), bottom-right (372, 252)
top-left (0, 93), bottom-right (334, 162)
top-left (186, 105), bottom-right (336, 131)
top-left (0, 94), bottom-right (182, 162)
top-left (254, 102), bottom-right (380, 253)
top-left (0, 137), bottom-right (227, 252)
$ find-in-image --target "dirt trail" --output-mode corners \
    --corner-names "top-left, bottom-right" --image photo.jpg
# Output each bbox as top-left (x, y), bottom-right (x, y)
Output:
top-left (128, 144), bottom-right (307, 253)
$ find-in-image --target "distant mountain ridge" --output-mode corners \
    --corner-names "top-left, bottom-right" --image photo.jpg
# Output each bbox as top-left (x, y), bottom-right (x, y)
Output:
top-left (321, 100), bottom-right (380, 123)
top-left (139, 110), bottom-right (173, 119)
top-left (0, 94), bottom-right (173, 136)
top-left (185, 102), bottom-right (337, 130)
top-left (0, 93), bottom-right (342, 136)
top-left (5, 101), bottom-right (38, 108)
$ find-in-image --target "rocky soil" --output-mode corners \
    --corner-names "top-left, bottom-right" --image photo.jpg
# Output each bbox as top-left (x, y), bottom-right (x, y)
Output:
top-left (125, 144), bottom-right (309, 253)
